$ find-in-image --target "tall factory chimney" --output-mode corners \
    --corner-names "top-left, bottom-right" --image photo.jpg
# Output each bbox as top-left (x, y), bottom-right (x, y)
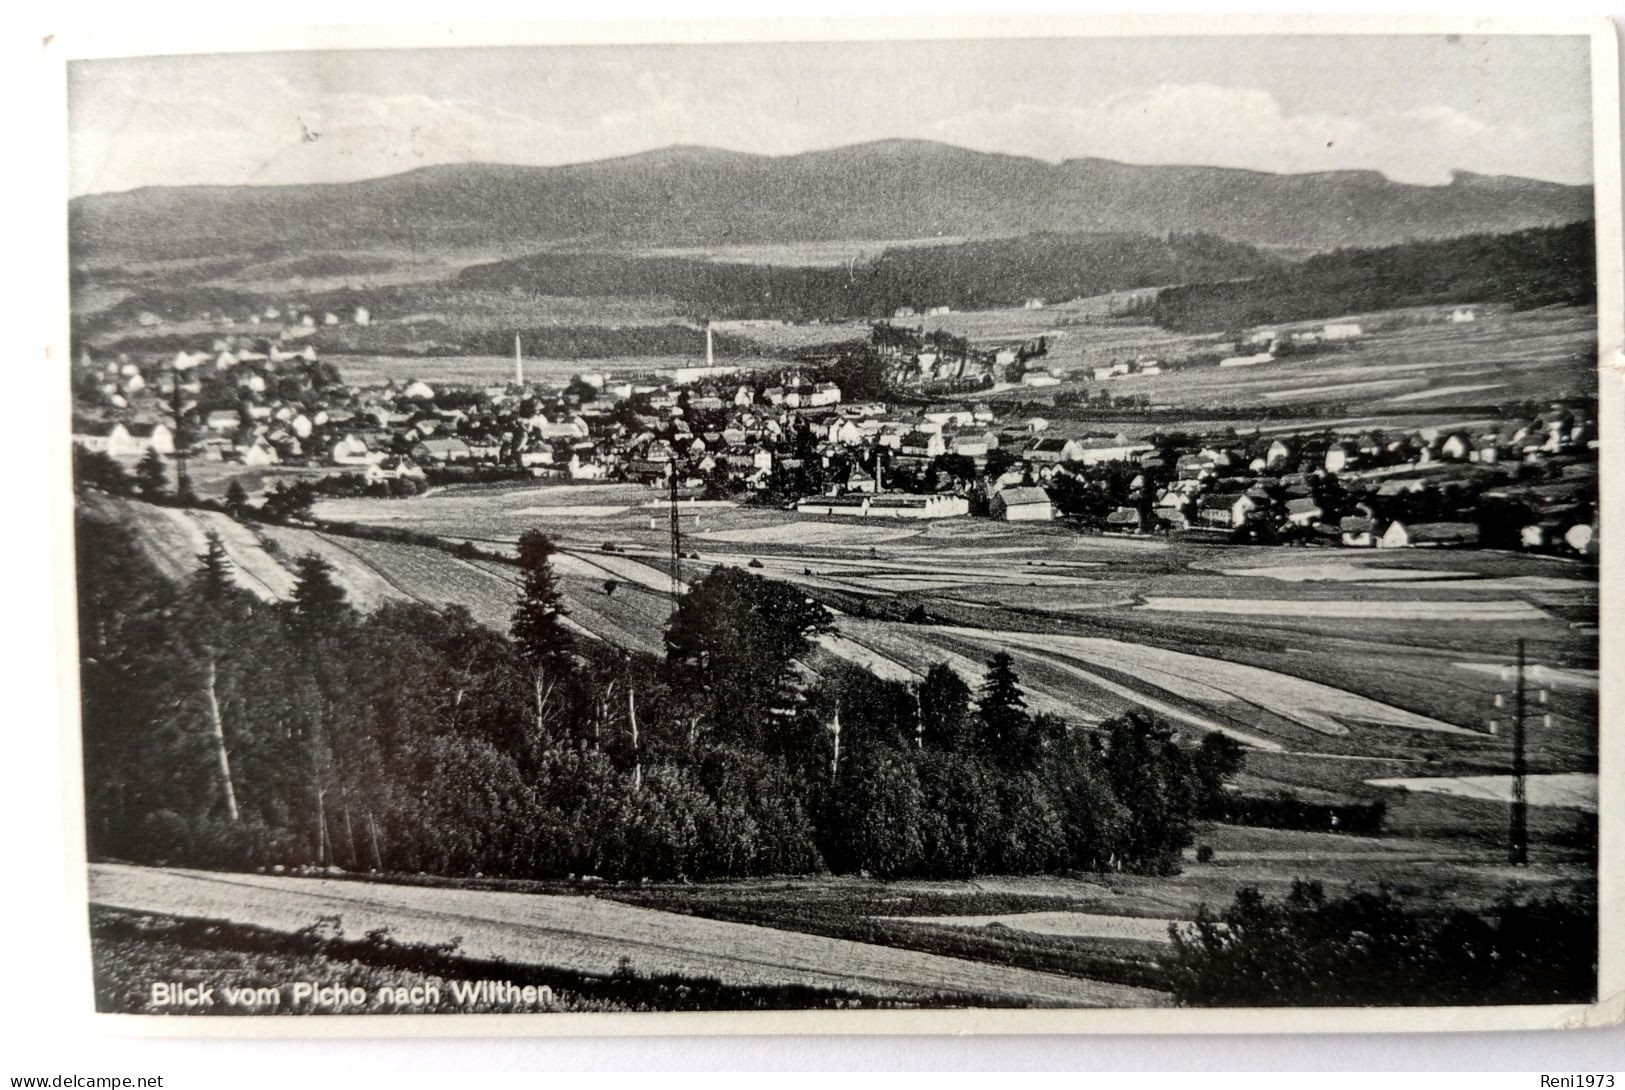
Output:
top-left (514, 334), bottom-right (524, 387)
top-left (705, 323), bottom-right (714, 368)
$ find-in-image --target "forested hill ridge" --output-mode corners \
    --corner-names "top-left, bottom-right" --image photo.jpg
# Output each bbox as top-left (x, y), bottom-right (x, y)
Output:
top-left (70, 140), bottom-right (1593, 262)
top-left (456, 232), bottom-right (1279, 321)
top-left (1143, 220), bottom-right (1597, 333)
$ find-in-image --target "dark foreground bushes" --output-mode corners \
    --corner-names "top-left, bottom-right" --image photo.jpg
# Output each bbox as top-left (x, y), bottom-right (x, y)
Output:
top-left (1208, 792), bottom-right (1387, 836)
top-left (1162, 881), bottom-right (1597, 1006)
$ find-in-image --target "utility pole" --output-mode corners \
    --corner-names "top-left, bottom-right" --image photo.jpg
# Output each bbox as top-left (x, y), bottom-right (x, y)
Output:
top-left (1509, 638), bottom-right (1529, 866)
top-left (1488, 638), bottom-right (1552, 866)
top-left (169, 358), bottom-right (191, 500)
top-left (668, 464), bottom-right (683, 605)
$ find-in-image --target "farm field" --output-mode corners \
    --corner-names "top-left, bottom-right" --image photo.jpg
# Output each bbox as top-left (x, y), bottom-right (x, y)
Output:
top-left (608, 820), bottom-right (1591, 975)
top-left (297, 484), bottom-right (1600, 772)
top-left (879, 911), bottom-right (1186, 944)
top-left (79, 484), bottom-right (1599, 982)
top-left (1366, 772), bottom-right (1598, 813)
top-left (1014, 304), bottom-right (1596, 419)
top-left (89, 464), bottom-right (1598, 843)
top-left (88, 864), bottom-right (1160, 1008)
top-left (637, 236), bottom-right (971, 267)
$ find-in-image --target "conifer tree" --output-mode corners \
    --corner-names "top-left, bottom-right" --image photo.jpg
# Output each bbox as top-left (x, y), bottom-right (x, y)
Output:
top-left (511, 529), bottom-right (569, 667)
top-left (975, 652), bottom-right (1031, 766)
top-left (286, 553), bottom-right (351, 640)
top-left (193, 531), bottom-right (236, 603)
top-left (136, 448), bottom-right (168, 498)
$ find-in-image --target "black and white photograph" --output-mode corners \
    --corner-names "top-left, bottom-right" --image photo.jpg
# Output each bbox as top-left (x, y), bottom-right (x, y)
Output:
top-left (56, 18), bottom-right (1620, 1032)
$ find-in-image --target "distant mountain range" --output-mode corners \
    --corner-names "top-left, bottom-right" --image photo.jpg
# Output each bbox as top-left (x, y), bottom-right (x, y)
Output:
top-left (69, 139), bottom-right (1594, 262)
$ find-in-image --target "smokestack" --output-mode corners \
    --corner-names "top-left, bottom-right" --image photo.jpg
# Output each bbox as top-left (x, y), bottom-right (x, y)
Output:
top-left (705, 323), bottom-right (714, 368)
top-left (514, 334), bottom-right (523, 387)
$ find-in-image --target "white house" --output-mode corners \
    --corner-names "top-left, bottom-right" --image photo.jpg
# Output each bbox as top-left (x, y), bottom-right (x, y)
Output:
top-left (1440, 433), bottom-right (1472, 460)
top-left (241, 439), bottom-right (280, 467)
top-left (1284, 497), bottom-right (1323, 527)
top-left (329, 434), bottom-right (374, 466)
top-left (123, 423), bottom-right (174, 457)
top-left (805, 382), bottom-right (842, 407)
top-left (1323, 322), bottom-right (1363, 341)
top-left (73, 422), bottom-right (131, 455)
top-left (990, 486), bottom-right (1054, 522)
top-left (1197, 493), bottom-right (1254, 529)
top-left (205, 410), bottom-right (242, 434)
top-left (1023, 437), bottom-right (1083, 465)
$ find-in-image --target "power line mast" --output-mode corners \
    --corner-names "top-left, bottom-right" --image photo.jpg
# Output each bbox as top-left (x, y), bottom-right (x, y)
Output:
top-left (1487, 637), bottom-right (1553, 866)
top-left (1510, 638), bottom-right (1529, 866)
top-left (668, 463), bottom-right (683, 605)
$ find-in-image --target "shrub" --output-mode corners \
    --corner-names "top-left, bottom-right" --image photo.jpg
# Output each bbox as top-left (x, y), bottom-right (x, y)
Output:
top-left (1163, 881), bottom-right (1597, 1006)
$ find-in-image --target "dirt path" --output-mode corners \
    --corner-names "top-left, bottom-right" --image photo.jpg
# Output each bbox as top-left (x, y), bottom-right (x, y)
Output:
top-left (88, 864), bottom-right (1164, 1008)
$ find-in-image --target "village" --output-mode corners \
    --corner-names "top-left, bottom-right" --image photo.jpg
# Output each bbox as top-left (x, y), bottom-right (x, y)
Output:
top-left (71, 308), bottom-right (1599, 557)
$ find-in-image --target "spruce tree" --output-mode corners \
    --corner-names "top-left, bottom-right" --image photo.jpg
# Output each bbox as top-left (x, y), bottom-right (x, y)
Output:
top-left (136, 448), bottom-right (168, 498)
top-left (511, 529), bottom-right (569, 667)
top-left (286, 553), bottom-right (351, 640)
top-left (975, 651), bottom-right (1031, 765)
top-left (194, 532), bottom-right (236, 602)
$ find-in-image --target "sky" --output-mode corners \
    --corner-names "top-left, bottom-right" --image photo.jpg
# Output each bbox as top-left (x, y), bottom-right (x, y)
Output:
top-left (66, 35), bottom-right (1595, 196)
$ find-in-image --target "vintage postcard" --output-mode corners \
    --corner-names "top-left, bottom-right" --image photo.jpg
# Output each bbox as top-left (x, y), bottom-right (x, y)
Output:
top-left (50, 15), bottom-right (1622, 1036)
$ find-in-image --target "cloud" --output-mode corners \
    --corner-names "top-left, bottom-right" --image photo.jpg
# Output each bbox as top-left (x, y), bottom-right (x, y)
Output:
top-left (936, 83), bottom-right (1590, 185)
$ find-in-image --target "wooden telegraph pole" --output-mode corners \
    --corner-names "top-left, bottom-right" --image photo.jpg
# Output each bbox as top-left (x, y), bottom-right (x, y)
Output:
top-left (169, 359), bottom-right (191, 499)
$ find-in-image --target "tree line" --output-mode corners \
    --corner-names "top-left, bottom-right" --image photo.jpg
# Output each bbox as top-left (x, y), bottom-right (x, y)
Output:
top-left (77, 506), bottom-right (1244, 882)
top-left (1138, 220), bottom-right (1596, 333)
top-left (454, 233), bottom-right (1275, 322)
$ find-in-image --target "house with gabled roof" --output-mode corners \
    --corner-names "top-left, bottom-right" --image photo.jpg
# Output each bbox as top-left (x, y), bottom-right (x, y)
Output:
top-left (990, 486), bottom-right (1054, 522)
top-left (1197, 492), bottom-right (1254, 529)
top-left (410, 437), bottom-right (471, 464)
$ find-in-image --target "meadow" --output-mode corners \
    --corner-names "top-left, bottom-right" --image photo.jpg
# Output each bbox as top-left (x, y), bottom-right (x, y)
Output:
top-left (90, 864), bottom-right (1156, 1008)
top-left (1026, 304), bottom-right (1597, 418)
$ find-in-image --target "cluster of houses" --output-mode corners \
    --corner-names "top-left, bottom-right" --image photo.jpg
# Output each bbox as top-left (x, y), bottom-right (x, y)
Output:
top-left (1046, 409), bottom-right (1596, 553)
top-left (71, 339), bottom-right (866, 492)
top-left (870, 317), bottom-right (1374, 398)
top-left (70, 326), bottom-right (1597, 555)
top-left (871, 332), bottom-right (1061, 393)
top-left (133, 303), bottom-right (372, 335)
